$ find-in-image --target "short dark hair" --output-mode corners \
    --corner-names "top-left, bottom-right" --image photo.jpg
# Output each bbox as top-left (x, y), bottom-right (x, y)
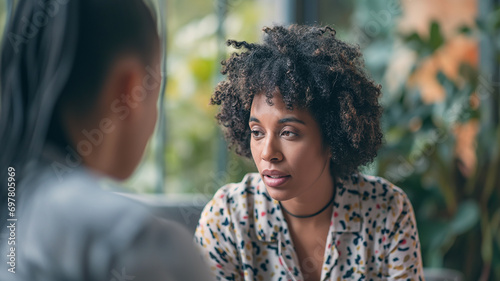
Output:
top-left (211, 25), bottom-right (383, 177)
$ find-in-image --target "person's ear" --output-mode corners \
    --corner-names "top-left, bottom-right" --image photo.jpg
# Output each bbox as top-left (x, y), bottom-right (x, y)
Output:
top-left (99, 55), bottom-right (148, 122)
top-left (61, 55), bottom-right (147, 141)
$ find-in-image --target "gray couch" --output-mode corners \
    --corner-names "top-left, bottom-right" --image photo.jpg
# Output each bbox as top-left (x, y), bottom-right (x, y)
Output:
top-left (119, 193), bottom-right (209, 234)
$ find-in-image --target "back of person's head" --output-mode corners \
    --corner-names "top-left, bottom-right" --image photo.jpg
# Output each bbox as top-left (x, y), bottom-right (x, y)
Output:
top-left (0, 0), bottom-right (162, 212)
top-left (0, 0), bottom-right (159, 174)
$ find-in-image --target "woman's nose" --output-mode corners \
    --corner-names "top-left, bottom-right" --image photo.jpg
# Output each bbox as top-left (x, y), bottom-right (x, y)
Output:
top-left (261, 136), bottom-right (283, 162)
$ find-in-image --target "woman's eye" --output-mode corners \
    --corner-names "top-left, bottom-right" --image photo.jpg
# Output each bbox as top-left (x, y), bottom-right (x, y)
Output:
top-left (281, 130), bottom-right (298, 138)
top-left (251, 130), bottom-right (264, 138)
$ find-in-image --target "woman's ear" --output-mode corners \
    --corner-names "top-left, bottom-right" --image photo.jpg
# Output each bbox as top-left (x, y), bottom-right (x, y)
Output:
top-left (99, 55), bottom-right (148, 121)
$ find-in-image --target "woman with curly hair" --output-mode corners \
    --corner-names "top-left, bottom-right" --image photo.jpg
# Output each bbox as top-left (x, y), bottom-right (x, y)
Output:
top-left (195, 25), bottom-right (424, 281)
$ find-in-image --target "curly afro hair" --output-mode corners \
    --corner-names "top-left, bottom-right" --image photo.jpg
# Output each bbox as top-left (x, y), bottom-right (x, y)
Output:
top-left (210, 24), bottom-right (383, 177)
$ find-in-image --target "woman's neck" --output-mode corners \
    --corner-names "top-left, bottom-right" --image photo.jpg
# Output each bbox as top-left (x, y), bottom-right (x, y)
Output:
top-left (280, 168), bottom-right (336, 226)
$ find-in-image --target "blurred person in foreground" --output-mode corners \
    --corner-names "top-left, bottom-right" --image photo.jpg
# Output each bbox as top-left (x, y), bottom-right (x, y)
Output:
top-left (195, 25), bottom-right (424, 281)
top-left (0, 0), bottom-right (211, 280)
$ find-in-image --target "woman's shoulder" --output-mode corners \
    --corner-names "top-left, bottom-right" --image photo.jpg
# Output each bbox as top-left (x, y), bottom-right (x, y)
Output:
top-left (26, 166), bottom-right (149, 221)
top-left (21, 168), bottom-right (150, 236)
top-left (12, 163), bottom-right (199, 280)
top-left (347, 173), bottom-right (413, 215)
top-left (201, 173), bottom-right (265, 216)
top-left (349, 173), bottom-right (408, 198)
top-left (212, 172), bottom-right (262, 201)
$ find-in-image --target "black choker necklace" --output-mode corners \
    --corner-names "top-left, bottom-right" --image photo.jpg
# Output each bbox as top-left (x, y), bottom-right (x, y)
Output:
top-left (279, 190), bottom-right (336, 219)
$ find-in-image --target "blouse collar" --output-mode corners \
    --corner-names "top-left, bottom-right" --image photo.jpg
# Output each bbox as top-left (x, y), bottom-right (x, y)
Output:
top-left (252, 174), bottom-right (362, 243)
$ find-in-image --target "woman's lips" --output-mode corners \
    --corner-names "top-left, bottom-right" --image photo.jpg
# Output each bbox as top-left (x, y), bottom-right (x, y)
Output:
top-left (263, 175), bottom-right (291, 187)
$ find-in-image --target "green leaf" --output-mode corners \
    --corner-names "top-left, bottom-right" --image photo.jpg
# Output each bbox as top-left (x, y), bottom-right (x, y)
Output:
top-left (493, 9), bottom-right (500, 30)
top-left (401, 32), bottom-right (427, 55)
top-left (481, 213), bottom-right (493, 262)
top-left (449, 201), bottom-right (480, 235)
top-left (402, 32), bottom-right (423, 44)
top-left (429, 21), bottom-right (445, 52)
top-left (457, 25), bottom-right (472, 35)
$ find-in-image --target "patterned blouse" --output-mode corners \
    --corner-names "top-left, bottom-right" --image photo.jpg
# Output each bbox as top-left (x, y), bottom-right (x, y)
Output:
top-left (195, 173), bottom-right (424, 281)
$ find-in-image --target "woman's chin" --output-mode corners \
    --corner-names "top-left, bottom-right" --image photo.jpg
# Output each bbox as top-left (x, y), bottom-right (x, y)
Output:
top-left (264, 186), bottom-right (295, 202)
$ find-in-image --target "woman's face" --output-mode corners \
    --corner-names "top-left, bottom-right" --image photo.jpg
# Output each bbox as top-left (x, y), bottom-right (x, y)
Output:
top-left (249, 93), bottom-right (333, 201)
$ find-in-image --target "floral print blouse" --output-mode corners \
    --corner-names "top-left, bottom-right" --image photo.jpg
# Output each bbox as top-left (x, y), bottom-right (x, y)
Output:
top-left (195, 173), bottom-right (424, 281)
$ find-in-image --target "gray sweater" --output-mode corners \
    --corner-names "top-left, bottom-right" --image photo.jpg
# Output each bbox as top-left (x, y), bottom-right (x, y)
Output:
top-left (0, 146), bottom-right (211, 281)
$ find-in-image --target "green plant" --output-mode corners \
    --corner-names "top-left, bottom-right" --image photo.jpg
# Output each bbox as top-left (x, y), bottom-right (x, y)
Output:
top-left (352, 0), bottom-right (500, 279)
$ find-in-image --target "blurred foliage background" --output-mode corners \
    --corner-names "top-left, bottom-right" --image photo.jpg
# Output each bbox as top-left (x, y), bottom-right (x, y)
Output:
top-left (1, 0), bottom-right (498, 280)
top-left (351, 0), bottom-right (500, 280)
